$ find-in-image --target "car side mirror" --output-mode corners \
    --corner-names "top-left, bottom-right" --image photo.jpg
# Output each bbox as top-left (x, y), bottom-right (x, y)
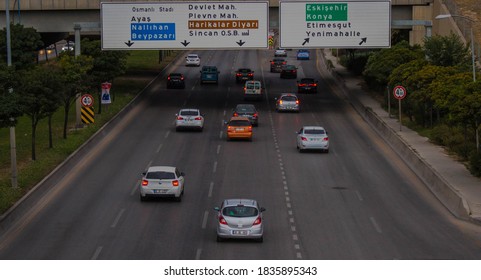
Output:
top-left (180, 172), bottom-right (185, 176)
top-left (260, 207), bottom-right (266, 212)
top-left (142, 172), bottom-right (146, 176)
top-left (224, 120), bottom-right (228, 125)
top-left (214, 207), bottom-right (220, 211)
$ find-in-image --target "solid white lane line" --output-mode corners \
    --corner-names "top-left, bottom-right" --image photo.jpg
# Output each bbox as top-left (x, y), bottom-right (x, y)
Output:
top-left (213, 161), bottom-right (217, 173)
top-left (216, 145), bottom-right (221, 154)
top-left (355, 190), bottom-right (364, 201)
top-left (111, 208), bottom-right (125, 228)
top-left (146, 160), bottom-right (153, 170)
top-left (195, 248), bottom-right (202, 260)
top-left (202, 211), bottom-right (209, 229)
top-left (208, 182), bottom-right (214, 197)
top-left (164, 131), bottom-right (170, 138)
top-left (370, 217), bottom-right (383, 233)
top-left (91, 246), bottom-right (103, 260)
top-left (156, 143), bottom-right (163, 153)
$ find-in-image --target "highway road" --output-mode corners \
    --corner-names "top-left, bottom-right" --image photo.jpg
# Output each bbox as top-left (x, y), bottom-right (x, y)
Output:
top-left (1, 49), bottom-right (481, 259)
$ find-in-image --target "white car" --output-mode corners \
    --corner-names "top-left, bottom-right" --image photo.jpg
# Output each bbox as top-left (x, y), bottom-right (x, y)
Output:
top-left (175, 108), bottom-right (204, 131)
top-left (274, 48), bottom-right (287, 57)
top-left (244, 80), bottom-right (263, 100)
top-left (275, 93), bottom-right (300, 112)
top-left (296, 126), bottom-right (329, 153)
top-left (139, 166), bottom-right (185, 202)
top-left (185, 54), bottom-right (201, 66)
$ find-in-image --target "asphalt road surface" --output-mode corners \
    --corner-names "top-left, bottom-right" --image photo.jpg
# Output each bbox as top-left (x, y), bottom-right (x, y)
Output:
top-left (1, 49), bottom-right (481, 260)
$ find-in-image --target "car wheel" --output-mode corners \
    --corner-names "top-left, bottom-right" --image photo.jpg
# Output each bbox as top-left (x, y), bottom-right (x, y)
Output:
top-left (257, 236), bottom-right (263, 243)
top-left (140, 194), bottom-right (147, 202)
top-left (175, 194), bottom-right (182, 202)
top-left (324, 149), bottom-right (329, 153)
top-left (216, 235), bottom-right (224, 242)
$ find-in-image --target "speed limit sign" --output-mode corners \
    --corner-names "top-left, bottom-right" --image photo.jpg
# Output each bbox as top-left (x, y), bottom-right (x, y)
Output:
top-left (80, 94), bottom-right (94, 107)
top-left (393, 86), bottom-right (407, 100)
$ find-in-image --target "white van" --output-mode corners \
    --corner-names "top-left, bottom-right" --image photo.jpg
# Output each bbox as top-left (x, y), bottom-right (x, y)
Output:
top-left (244, 80), bottom-right (263, 100)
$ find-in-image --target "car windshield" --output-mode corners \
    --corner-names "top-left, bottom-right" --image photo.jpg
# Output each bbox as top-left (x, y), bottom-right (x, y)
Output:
top-left (284, 66), bottom-right (296, 70)
top-left (281, 96), bottom-right (297, 101)
top-left (146, 171), bottom-right (175, 180)
top-left (238, 69), bottom-right (251, 73)
top-left (304, 129), bottom-right (325, 134)
top-left (229, 120), bottom-right (251, 126)
top-left (246, 83), bottom-right (259, 89)
top-left (223, 206), bottom-right (258, 217)
top-left (300, 79), bottom-right (314, 83)
top-left (180, 110), bottom-right (198, 116)
top-left (187, 55), bottom-right (198, 59)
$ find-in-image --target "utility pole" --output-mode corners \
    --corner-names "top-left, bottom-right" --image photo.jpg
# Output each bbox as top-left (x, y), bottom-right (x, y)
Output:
top-left (6, 0), bottom-right (18, 188)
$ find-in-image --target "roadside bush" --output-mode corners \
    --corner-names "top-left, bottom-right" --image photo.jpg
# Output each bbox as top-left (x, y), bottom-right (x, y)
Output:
top-left (469, 152), bottom-right (481, 177)
top-left (429, 124), bottom-right (454, 146)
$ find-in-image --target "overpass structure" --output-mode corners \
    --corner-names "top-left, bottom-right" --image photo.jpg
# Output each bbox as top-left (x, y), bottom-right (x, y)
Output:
top-left (0, 0), bottom-right (471, 47)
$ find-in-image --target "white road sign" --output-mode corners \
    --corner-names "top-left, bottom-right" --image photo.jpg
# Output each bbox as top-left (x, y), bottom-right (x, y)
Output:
top-left (101, 1), bottom-right (269, 50)
top-left (279, 0), bottom-right (391, 49)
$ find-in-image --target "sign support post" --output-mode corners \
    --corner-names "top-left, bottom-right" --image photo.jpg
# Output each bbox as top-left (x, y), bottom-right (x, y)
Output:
top-left (393, 85), bottom-right (407, 131)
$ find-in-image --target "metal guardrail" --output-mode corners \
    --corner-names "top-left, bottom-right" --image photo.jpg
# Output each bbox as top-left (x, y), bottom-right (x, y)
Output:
top-left (441, 0), bottom-right (480, 63)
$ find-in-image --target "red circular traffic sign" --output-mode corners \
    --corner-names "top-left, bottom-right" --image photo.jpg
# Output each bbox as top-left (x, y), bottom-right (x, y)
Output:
top-left (80, 94), bottom-right (94, 107)
top-left (393, 85), bottom-right (407, 100)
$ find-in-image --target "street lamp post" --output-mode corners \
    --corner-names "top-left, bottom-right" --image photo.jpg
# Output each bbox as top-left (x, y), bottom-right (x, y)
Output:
top-left (435, 14), bottom-right (476, 82)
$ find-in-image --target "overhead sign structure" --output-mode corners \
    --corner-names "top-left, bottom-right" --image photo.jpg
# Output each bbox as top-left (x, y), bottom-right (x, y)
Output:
top-left (279, 0), bottom-right (391, 49)
top-left (101, 1), bottom-right (269, 50)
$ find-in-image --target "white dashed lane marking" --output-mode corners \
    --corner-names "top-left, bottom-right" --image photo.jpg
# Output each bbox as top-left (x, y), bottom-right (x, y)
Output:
top-left (91, 246), bottom-right (103, 260)
top-left (111, 208), bottom-right (125, 228)
top-left (370, 217), bottom-right (383, 233)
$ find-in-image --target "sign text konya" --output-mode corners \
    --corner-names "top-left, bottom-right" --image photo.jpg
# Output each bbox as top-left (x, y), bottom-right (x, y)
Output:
top-left (101, 1), bottom-right (269, 49)
top-left (280, 0), bottom-right (391, 48)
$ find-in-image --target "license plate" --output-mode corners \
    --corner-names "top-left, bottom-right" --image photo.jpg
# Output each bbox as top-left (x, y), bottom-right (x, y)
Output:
top-left (207, 74), bottom-right (212, 78)
top-left (153, 189), bottom-right (167, 194)
top-left (232, 230), bottom-right (248, 235)
top-left (236, 128), bottom-right (244, 131)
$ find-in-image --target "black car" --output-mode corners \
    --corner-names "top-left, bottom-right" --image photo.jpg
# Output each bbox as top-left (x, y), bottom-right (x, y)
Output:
top-left (270, 58), bottom-right (286, 73)
top-left (167, 73), bottom-right (185, 89)
top-left (235, 68), bottom-right (254, 83)
top-left (233, 104), bottom-right (259, 126)
top-left (297, 78), bottom-right (318, 93)
top-left (280, 65), bottom-right (297, 79)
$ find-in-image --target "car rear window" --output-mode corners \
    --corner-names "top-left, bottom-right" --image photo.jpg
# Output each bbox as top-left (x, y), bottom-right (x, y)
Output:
top-left (180, 110), bottom-right (198, 116)
top-left (229, 120), bottom-right (251, 126)
top-left (223, 206), bottom-right (258, 217)
top-left (281, 96), bottom-right (297, 101)
top-left (304, 129), bottom-right (325, 134)
top-left (236, 106), bottom-right (255, 113)
top-left (146, 171), bottom-right (175, 180)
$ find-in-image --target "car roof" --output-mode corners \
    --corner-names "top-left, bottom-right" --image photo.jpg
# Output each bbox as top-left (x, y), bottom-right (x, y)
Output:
top-left (235, 104), bottom-right (256, 109)
top-left (223, 199), bottom-right (258, 207)
top-left (187, 54), bottom-right (199, 56)
top-left (169, 73), bottom-right (183, 76)
top-left (298, 49), bottom-right (309, 52)
top-left (245, 80), bottom-right (261, 85)
top-left (272, 58), bottom-right (285, 61)
top-left (179, 108), bottom-right (200, 112)
top-left (237, 68), bottom-right (252, 71)
top-left (299, 78), bottom-right (315, 81)
top-left (229, 116), bottom-right (251, 122)
top-left (302, 126), bottom-right (325, 131)
top-left (280, 93), bottom-right (298, 97)
top-left (283, 65), bottom-right (296, 69)
top-left (147, 166), bottom-right (176, 173)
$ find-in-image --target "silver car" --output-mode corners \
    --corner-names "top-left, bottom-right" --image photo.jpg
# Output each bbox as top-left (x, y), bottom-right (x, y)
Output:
top-left (185, 54), bottom-right (200, 66)
top-left (139, 166), bottom-right (185, 202)
top-left (214, 199), bottom-right (266, 242)
top-left (275, 93), bottom-right (300, 112)
top-left (175, 109), bottom-right (204, 131)
top-left (296, 126), bottom-right (329, 153)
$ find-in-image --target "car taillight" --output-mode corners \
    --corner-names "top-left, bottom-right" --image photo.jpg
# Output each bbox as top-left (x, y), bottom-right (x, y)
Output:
top-left (248, 73), bottom-right (253, 76)
top-left (296, 100), bottom-right (300, 104)
top-left (172, 180), bottom-right (179, 187)
top-left (141, 180), bottom-right (149, 186)
top-left (324, 137), bottom-right (329, 141)
top-left (194, 117), bottom-right (202, 120)
top-left (253, 217), bottom-right (262, 225)
top-left (248, 126), bottom-right (252, 132)
top-left (177, 116), bottom-right (183, 120)
top-left (236, 73), bottom-right (241, 76)
top-left (279, 100), bottom-right (283, 105)
top-left (219, 215), bottom-right (228, 225)
top-left (299, 83), bottom-right (306, 86)
top-left (270, 62), bottom-right (274, 65)
top-left (253, 113), bottom-right (258, 117)
top-left (301, 136), bottom-right (308, 141)
top-left (312, 83), bottom-right (317, 86)
top-left (233, 112), bottom-right (238, 117)
top-left (227, 126), bottom-right (233, 132)
top-left (167, 77), bottom-right (171, 80)
top-left (282, 62), bottom-right (286, 64)
top-left (181, 76), bottom-right (184, 80)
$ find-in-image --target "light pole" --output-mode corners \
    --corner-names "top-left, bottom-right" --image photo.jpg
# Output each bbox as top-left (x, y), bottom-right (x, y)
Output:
top-left (6, 0), bottom-right (18, 188)
top-left (435, 14), bottom-right (476, 82)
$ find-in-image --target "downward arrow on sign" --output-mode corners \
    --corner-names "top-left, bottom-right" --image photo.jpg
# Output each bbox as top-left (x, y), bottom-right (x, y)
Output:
top-left (125, 40), bottom-right (134, 47)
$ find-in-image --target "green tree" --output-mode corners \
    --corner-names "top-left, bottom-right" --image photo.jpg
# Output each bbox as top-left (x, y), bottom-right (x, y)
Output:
top-left (363, 41), bottom-right (423, 90)
top-left (423, 33), bottom-right (471, 69)
top-left (57, 55), bottom-right (94, 139)
top-left (0, 24), bottom-right (43, 70)
top-left (80, 39), bottom-right (129, 114)
top-left (17, 66), bottom-right (62, 160)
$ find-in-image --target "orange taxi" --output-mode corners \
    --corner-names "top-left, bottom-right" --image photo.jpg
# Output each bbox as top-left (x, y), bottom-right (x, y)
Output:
top-left (226, 116), bottom-right (253, 141)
